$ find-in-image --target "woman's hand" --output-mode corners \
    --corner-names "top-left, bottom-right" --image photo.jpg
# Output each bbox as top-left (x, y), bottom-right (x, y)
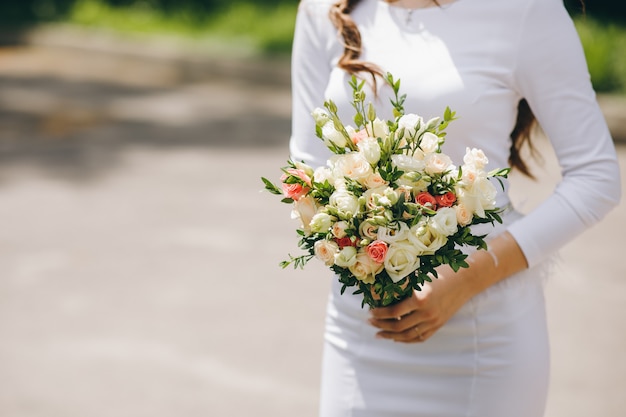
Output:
top-left (368, 232), bottom-right (529, 343)
top-left (368, 267), bottom-right (474, 343)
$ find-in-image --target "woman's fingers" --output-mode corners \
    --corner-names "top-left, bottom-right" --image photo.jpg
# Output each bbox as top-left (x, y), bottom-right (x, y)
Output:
top-left (369, 309), bottom-right (427, 332)
top-left (369, 291), bottom-right (421, 320)
top-left (376, 321), bottom-right (437, 343)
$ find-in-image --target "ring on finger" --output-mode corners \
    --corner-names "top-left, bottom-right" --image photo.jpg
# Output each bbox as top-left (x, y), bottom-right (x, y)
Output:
top-left (413, 325), bottom-right (424, 340)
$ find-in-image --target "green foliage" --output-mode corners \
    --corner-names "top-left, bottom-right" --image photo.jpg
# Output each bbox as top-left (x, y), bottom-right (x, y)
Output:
top-left (52, 0), bottom-right (297, 54)
top-left (575, 17), bottom-right (626, 93)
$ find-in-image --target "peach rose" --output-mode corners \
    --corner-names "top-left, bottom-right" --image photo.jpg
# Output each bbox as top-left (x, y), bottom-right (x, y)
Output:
top-left (314, 240), bottom-right (339, 266)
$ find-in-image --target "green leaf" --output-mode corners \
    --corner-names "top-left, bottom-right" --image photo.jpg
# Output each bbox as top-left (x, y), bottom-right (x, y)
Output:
top-left (261, 177), bottom-right (283, 195)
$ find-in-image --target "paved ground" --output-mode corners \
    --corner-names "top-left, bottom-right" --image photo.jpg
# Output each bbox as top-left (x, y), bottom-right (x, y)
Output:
top-left (0, 40), bottom-right (625, 417)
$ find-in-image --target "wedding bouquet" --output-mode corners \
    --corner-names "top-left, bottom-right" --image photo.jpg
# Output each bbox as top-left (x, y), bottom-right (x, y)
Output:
top-left (262, 74), bottom-right (509, 308)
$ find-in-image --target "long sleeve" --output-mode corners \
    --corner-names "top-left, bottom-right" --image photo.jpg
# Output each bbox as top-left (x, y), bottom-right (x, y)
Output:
top-left (506, 0), bottom-right (621, 267)
top-left (289, 0), bottom-right (340, 169)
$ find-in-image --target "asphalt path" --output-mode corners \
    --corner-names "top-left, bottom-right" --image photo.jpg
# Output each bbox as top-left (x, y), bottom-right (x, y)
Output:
top-left (0, 44), bottom-right (624, 417)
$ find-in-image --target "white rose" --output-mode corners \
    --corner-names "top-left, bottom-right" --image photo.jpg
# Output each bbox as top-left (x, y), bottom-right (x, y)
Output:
top-left (334, 246), bottom-right (358, 268)
top-left (365, 118), bottom-right (389, 139)
top-left (391, 154), bottom-right (424, 172)
top-left (454, 203), bottom-right (474, 226)
top-left (357, 137), bottom-right (382, 165)
top-left (335, 153), bottom-right (373, 183)
top-left (424, 152), bottom-right (454, 175)
top-left (309, 212), bottom-right (333, 233)
top-left (359, 220), bottom-right (379, 240)
top-left (463, 147), bottom-right (489, 169)
top-left (329, 189), bottom-right (359, 217)
top-left (472, 177), bottom-right (497, 211)
top-left (292, 196), bottom-right (318, 234)
top-left (384, 241), bottom-right (421, 283)
top-left (333, 177), bottom-right (348, 191)
top-left (314, 240), bottom-right (339, 266)
top-left (314, 166), bottom-right (334, 184)
top-left (398, 113), bottom-right (423, 138)
top-left (321, 121), bottom-right (347, 148)
top-left (349, 250), bottom-right (384, 284)
top-left (419, 132), bottom-right (441, 154)
top-left (396, 173), bottom-right (429, 192)
top-left (332, 220), bottom-right (350, 238)
top-left (377, 222), bottom-right (410, 244)
top-left (407, 221), bottom-right (448, 255)
top-left (363, 171), bottom-right (389, 190)
top-left (430, 207), bottom-right (458, 236)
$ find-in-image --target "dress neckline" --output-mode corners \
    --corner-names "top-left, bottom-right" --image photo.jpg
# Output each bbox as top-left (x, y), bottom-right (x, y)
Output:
top-left (377, 0), bottom-right (464, 31)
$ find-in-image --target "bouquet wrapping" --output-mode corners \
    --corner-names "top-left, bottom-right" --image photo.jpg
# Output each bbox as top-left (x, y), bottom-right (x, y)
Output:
top-left (263, 74), bottom-right (509, 308)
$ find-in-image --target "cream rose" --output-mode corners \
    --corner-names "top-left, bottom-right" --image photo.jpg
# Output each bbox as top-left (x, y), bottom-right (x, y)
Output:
top-left (292, 195), bottom-right (318, 234)
top-left (314, 240), bottom-right (339, 266)
top-left (363, 171), bottom-right (389, 189)
top-left (383, 241), bottom-right (421, 283)
top-left (407, 222), bottom-right (448, 255)
top-left (424, 152), bottom-right (454, 175)
top-left (362, 186), bottom-right (390, 211)
top-left (332, 220), bottom-right (349, 238)
top-left (335, 153), bottom-right (373, 183)
top-left (329, 189), bottom-right (359, 217)
top-left (349, 250), bottom-right (384, 284)
top-left (359, 220), bottom-right (379, 240)
top-left (454, 203), bottom-right (474, 226)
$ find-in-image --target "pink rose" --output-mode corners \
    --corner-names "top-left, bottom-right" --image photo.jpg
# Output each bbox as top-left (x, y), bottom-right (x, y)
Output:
top-left (281, 182), bottom-right (307, 201)
top-left (281, 168), bottom-right (312, 200)
top-left (435, 191), bottom-right (456, 208)
top-left (366, 240), bottom-right (388, 263)
top-left (416, 191), bottom-right (437, 210)
top-left (285, 168), bottom-right (312, 187)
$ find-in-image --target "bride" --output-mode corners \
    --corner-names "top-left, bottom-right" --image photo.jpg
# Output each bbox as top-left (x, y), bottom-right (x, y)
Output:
top-left (288, 0), bottom-right (621, 416)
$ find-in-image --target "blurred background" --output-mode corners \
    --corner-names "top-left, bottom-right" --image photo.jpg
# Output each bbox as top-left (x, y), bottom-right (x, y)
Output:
top-left (0, 1), bottom-right (624, 416)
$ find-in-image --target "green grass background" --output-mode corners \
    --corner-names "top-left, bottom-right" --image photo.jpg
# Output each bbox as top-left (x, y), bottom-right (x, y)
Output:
top-left (12, 0), bottom-right (626, 93)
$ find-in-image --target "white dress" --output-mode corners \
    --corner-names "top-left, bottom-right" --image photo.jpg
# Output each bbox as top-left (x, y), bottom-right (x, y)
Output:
top-left (289, 0), bottom-right (621, 416)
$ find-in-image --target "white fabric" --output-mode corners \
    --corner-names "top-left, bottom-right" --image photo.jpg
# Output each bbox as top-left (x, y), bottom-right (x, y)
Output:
top-left (289, 0), bottom-right (621, 416)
